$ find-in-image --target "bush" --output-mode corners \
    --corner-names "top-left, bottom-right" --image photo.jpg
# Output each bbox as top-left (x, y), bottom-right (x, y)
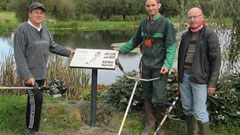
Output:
top-left (208, 74), bottom-right (240, 127)
top-left (79, 14), bottom-right (99, 21)
top-left (125, 15), bottom-right (135, 22)
top-left (108, 15), bottom-right (124, 22)
top-left (106, 70), bottom-right (240, 127)
top-left (8, 0), bottom-right (29, 22)
top-left (77, 85), bottom-right (107, 101)
top-left (106, 70), bottom-right (181, 112)
top-left (50, 0), bottom-right (75, 21)
top-left (106, 71), bottom-right (143, 111)
top-left (134, 14), bottom-right (147, 22)
top-left (160, 0), bottom-right (180, 17)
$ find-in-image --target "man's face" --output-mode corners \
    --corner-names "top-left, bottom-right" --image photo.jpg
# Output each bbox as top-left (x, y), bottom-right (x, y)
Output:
top-left (145, 0), bottom-right (161, 18)
top-left (28, 8), bottom-right (45, 26)
top-left (187, 9), bottom-right (204, 28)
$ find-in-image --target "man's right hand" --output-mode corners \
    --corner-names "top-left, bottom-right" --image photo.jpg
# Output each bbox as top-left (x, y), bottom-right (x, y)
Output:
top-left (115, 48), bottom-right (122, 55)
top-left (25, 77), bottom-right (35, 86)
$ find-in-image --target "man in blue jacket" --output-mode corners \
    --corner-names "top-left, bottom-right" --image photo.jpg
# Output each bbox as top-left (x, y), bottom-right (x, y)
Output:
top-left (178, 7), bottom-right (221, 135)
top-left (14, 2), bottom-right (74, 135)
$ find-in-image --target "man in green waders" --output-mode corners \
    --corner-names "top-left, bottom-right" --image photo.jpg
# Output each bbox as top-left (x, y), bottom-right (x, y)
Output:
top-left (118, 0), bottom-right (176, 134)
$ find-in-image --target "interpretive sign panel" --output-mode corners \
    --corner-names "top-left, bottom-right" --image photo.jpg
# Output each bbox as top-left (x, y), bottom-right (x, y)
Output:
top-left (70, 48), bottom-right (119, 70)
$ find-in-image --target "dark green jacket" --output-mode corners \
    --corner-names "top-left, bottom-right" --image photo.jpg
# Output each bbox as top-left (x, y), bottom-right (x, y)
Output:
top-left (178, 26), bottom-right (221, 88)
top-left (120, 14), bottom-right (177, 70)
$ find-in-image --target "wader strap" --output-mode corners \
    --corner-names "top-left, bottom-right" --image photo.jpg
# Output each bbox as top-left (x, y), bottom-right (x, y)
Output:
top-left (144, 16), bottom-right (166, 37)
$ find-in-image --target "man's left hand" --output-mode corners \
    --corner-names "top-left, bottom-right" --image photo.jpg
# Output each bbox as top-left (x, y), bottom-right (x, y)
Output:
top-left (69, 50), bottom-right (75, 58)
top-left (208, 87), bottom-right (216, 94)
top-left (160, 67), bottom-right (168, 74)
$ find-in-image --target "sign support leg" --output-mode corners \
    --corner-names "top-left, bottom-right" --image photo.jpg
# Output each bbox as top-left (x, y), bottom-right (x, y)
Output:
top-left (90, 69), bottom-right (98, 126)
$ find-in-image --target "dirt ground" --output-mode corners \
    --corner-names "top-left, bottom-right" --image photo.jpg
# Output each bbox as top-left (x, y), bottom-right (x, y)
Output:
top-left (44, 101), bottom-right (135, 135)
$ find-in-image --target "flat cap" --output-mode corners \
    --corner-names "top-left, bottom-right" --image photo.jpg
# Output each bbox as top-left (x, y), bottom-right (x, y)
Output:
top-left (29, 2), bottom-right (45, 12)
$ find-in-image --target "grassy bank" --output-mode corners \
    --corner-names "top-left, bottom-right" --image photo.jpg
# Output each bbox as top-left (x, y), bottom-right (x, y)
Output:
top-left (0, 94), bottom-right (239, 135)
top-left (0, 12), bottom-right (233, 35)
top-left (46, 21), bottom-right (138, 31)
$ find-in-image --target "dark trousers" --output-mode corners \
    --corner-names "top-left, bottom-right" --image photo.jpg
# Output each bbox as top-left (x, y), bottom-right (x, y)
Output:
top-left (26, 80), bottom-right (44, 131)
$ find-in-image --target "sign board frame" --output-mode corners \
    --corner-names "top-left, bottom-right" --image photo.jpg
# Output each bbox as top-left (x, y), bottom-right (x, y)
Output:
top-left (70, 48), bottom-right (119, 70)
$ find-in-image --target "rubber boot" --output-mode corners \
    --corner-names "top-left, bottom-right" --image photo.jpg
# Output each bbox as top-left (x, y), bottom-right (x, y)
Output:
top-left (198, 121), bottom-right (209, 135)
top-left (185, 115), bottom-right (197, 135)
top-left (155, 106), bottom-right (167, 135)
top-left (141, 100), bottom-right (156, 135)
top-left (37, 131), bottom-right (48, 135)
top-left (26, 129), bottom-right (37, 135)
top-left (27, 129), bottom-right (48, 135)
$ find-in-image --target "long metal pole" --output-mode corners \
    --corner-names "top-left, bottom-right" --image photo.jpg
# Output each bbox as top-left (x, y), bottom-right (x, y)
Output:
top-left (0, 87), bottom-right (33, 90)
top-left (90, 69), bottom-right (98, 127)
top-left (154, 96), bottom-right (179, 135)
top-left (118, 81), bottom-right (138, 135)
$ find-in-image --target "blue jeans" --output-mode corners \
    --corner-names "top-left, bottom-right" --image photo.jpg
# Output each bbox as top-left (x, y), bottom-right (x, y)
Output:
top-left (179, 73), bottom-right (209, 123)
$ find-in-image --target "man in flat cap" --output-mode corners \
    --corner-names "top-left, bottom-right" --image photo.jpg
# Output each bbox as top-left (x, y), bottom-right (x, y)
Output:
top-left (14, 2), bottom-right (75, 135)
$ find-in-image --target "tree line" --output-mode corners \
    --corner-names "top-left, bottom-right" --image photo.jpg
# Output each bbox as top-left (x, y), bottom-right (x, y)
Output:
top-left (0, 0), bottom-right (238, 22)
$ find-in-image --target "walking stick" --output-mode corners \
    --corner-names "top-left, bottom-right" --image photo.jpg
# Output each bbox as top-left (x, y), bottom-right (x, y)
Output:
top-left (116, 59), bottom-right (160, 135)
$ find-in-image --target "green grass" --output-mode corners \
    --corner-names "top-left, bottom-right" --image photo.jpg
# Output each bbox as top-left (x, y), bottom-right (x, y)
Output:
top-left (0, 95), bottom-right (27, 135)
top-left (45, 21), bottom-right (138, 31)
top-left (0, 12), bottom-right (18, 23)
top-left (128, 111), bottom-right (145, 135)
top-left (0, 95), bottom-right (82, 135)
top-left (0, 95), bottom-right (239, 135)
top-left (0, 12), bottom-right (19, 34)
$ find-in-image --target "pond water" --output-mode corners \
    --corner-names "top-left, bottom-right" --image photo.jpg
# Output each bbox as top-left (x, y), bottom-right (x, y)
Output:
top-left (0, 28), bottom-right (232, 85)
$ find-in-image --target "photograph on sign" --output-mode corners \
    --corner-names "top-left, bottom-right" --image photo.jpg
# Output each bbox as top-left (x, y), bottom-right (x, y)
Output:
top-left (70, 49), bottom-right (119, 70)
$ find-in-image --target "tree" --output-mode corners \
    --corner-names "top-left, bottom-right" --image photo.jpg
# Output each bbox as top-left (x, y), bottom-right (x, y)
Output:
top-left (73, 0), bottom-right (90, 20)
top-left (8, 0), bottom-right (30, 21)
top-left (50, 0), bottom-right (75, 21)
top-left (160, 0), bottom-right (180, 17)
top-left (0, 0), bottom-right (11, 11)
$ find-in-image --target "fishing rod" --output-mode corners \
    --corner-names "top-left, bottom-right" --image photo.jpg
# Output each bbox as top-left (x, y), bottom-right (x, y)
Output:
top-left (115, 59), bottom-right (161, 135)
top-left (0, 79), bottom-right (68, 98)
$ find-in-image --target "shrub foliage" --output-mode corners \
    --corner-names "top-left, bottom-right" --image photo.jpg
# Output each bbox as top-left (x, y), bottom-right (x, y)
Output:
top-left (106, 70), bottom-right (240, 127)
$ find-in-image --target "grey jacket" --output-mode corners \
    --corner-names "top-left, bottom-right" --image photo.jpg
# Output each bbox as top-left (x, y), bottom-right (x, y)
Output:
top-left (178, 26), bottom-right (221, 88)
top-left (14, 22), bottom-right (71, 81)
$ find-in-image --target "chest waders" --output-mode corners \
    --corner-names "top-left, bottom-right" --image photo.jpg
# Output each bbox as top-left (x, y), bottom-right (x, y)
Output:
top-left (116, 59), bottom-right (180, 135)
top-left (140, 16), bottom-right (165, 77)
top-left (116, 59), bottom-right (161, 135)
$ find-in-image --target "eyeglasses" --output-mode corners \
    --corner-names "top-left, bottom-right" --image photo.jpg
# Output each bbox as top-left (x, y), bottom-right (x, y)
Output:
top-left (188, 15), bottom-right (202, 20)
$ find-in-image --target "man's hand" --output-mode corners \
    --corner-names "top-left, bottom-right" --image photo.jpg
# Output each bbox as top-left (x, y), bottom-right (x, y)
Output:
top-left (115, 48), bottom-right (120, 51)
top-left (208, 87), bottom-right (216, 94)
top-left (160, 67), bottom-right (169, 74)
top-left (25, 77), bottom-right (35, 86)
top-left (69, 50), bottom-right (75, 58)
top-left (115, 48), bottom-right (122, 55)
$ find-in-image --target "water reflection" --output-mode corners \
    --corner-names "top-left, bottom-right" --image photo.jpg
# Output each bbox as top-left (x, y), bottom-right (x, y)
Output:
top-left (51, 29), bottom-right (136, 49)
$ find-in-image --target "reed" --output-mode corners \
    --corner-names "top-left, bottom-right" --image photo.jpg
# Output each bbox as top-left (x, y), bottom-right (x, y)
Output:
top-left (0, 52), bottom-right (90, 99)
